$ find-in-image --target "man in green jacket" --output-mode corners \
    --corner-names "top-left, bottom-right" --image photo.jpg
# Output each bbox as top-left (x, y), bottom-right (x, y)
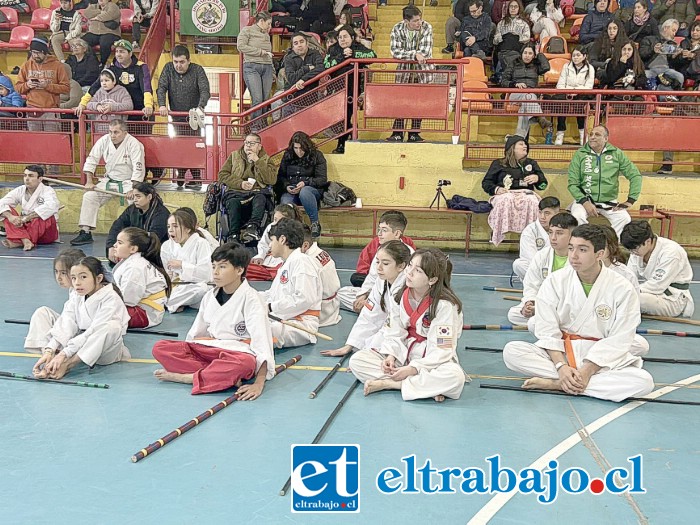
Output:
top-left (568, 125), bottom-right (642, 236)
top-left (217, 133), bottom-right (277, 243)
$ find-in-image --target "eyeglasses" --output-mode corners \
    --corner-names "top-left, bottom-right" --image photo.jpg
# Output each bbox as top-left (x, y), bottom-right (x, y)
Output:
top-left (244, 141), bottom-right (261, 147)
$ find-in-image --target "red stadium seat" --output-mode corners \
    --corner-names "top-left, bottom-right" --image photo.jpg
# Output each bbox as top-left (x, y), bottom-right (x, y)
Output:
top-left (0, 7), bottom-right (19, 30)
top-left (50, 0), bottom-right (61, 9)
top-left (28, 8), bottom-right (52, 30)
top-left (25, 0), bottom-right (39, 12)
top-left (120, 8), bottom-right (134, 32)
top-left (0, 26), bottom-right (35, 50)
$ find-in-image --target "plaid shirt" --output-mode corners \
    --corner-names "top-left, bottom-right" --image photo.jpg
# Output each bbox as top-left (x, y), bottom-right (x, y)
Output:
top-left (389, 20), bottom-right (435, 84)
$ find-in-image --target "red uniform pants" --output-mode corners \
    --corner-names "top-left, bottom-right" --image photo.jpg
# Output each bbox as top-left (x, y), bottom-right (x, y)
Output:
top-left (126, 305), bottom-right (149, 329)
top-left (3, 209), bottom-right (59, 245)
top-left (246, 263), bottom-right (281, 281)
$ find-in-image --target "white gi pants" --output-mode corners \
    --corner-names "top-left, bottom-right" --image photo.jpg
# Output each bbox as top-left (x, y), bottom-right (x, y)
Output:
top-left (640, 292), bottom-right (691, 318)
top-left (166, 283), bottom-right (208, 313)
top-left (24, 306), bottom-right (60, 352)
top-left (349, 348), bottom-right (466, 401)
top-left (569, 202), bottom-right (631, 237)
top-left (512, 258), bottom-right (529, 282)
top-left (502, 341), bottom-right (654, 402)
top-left (74, 320), bottom-right (130, 367)
top-left (337, 285), bottom-right (361, 311)
top-left (271, 318), bottom-right (317, 348)
top-left (78, 178), bottom-right (133, 229)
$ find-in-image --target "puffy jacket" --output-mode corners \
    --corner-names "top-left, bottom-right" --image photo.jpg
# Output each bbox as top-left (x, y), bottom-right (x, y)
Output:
top-left (652, 0), bottom-right (696, 27)
top-left (482, 158), bottom-right (548, 196)
top-left (556, 62), bottom-right (595, 89)
top-left (624, 15), bottom-right (658, 43)
top-left (106, 199), bottom-right (170, 258)
top-left (579, 9), bottom-right (614, 45)
top-left (0, 75), bottom-right (25, 110)
top-left (459, 12), bottom-right (494, 54)
top-left (276, 149), bottom-right (328, 197)
top-left (66, 52), bottom-right (101, 87)
top-left (501, 54), bottom-right (550, 88)
top-left (218, 147), bottom-right (277, 190)
top-left (568, 142), bottom-right (642, 205)
top-left (282, 49), bottom-right (324, 92)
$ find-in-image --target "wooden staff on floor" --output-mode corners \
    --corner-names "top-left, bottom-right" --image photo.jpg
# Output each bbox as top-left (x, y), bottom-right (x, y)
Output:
top-left (131, 355), bottom-right (302, 463)
top-left (462, 324), bottom-right (530, 331)
top-left (483, 287), bottom-right (523, 293)
top-left (502, 295), bottom-right (521, 302)
top-left (465, 345), bottom-right (700, 364)
top-left (0, 370), bottom-right (109, 388)
top-left (309, 353), bottom-right (351, 399)
top-left (42, 177), bottom-right (179, 209)
top-left (280, 379), bottom-right (360, 496)
top-left (268, 313), bottom-right (333, 341)
top-left (642, 315), bottom-right (700, 327)
top-left (4, 319), bottom-right (179, 338)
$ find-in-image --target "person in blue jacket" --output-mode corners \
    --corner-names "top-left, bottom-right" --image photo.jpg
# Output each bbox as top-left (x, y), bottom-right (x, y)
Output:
top-left (0, 74), bottom-right (25, 117)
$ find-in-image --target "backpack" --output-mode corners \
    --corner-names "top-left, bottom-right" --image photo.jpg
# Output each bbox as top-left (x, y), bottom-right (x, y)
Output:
top-left (346, 6), bottom-right (368, 31)
top-left (544, 36), bottom-right (566, 55)
top-left (321, 181), bottom-right (357, 208)
top-left (203, 181), bottom-right (227, 227)
top-left (447, 195), bottom-right (492, 213)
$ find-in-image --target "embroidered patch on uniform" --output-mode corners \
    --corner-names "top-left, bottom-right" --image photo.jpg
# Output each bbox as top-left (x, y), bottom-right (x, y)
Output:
top-left (536, 237), bottom-right (545, 249)
top-left (542, 268), bottom-right (549, 278)
top-left (37, 197), bottom-right (45, 205)
top-left (604, 155), bottom-right (613, 161)
top-left (280, 270), bottom-right (289, 284)
top-left (525, 164), bottom-right (533, 172)
top-left (365, 299), bottom-right (375, 311)
top-left (234, 321), bottom-right (247, 336)
top-left (422, 314), bottom-right (431, 329)
top-left (316, 251), bottom-right (331, 266)
top-left (652, 268), bottom-right (666, 281)
top-left (595, 304), bottom-right (612, 320)
top-left (437, 326), bottom-right (452, 349)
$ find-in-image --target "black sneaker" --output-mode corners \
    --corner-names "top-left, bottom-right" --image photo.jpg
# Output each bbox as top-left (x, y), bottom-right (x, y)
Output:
top-left (185, 181), bottom-right (202, 191)
top-left (311, 221), bottom-right (322, 238)
top-left (385, 134), bottom-right (404, 142)
top-left (150, 177), bottom-right (161, 187)
top-left (407, 133), bottom-right (424, 142)
top-left (657, 164), bottom-right (673, 174)
top-left (226, 234), bottom-right (239, 244)
top-left (332, 143), bottom-right (345, 154)
top-left (70, 230), bottom-right (93, 245)
top-left (441, 44), bottom-right (454, 54)
top-left (240, 223), bottom-right (261, 243)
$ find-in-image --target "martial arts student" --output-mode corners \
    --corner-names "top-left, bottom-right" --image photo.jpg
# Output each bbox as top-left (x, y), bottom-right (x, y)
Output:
top-left (0, 165), bottom-right (60, 251)
top-left (600, 224), bottom-right (639, 293)
top-left (246, 203), bottom-right (300, 281)
top-left (152, 243), bottom-right (275, 399)
top-left (161, 208), bottom-right (214, 313)
top-left (322, 240), bottom-right (411, 357)
top-left (301, 224), bottom-right (341, 327)
top-left (621, 220), bottom-right (694, 318)
top-left (503, 225), bottom-right (654, 402)
top-left (338, 211), bottom-right (415, 312)
top-left (32, 256), bottom-right (130, 380)
top-left (508, 212), bottom-right (577, 328)
top-left (350, 248), bottom-right (466, 403)
top-left (512, 196), bottom-right (560, 281)
top-left (261, 218), bottom-right (322, 348)
top-left (25, 248), bottom-right (86, 353)
top-left (112, 227), bottom-right (171, 328)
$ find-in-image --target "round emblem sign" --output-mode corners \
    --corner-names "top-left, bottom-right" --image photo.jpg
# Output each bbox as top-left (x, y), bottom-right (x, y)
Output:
top-left (193, 0), bottom-right (228, 34)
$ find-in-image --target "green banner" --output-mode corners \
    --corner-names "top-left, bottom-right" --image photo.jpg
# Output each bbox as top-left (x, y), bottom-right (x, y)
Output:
top-left (180, 0), bottom-right (240, 37)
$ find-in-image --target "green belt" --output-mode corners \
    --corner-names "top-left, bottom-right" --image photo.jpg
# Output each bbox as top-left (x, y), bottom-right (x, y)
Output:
top-left (105, 179), bottom-right (125, 205)
top-left (664, 282), bottom-right (690, 296)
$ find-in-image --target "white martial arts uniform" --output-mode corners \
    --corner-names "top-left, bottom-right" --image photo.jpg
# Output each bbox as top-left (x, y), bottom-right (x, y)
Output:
top-left (44, 284), bottom-right (130, 367)
top-left (161, 234), bottom-right (213, 313)
top-left (261, 248), bottom-right (322, 348)
top-left (345, 272), bottom-right (406, 351)
top-left (25, 289), bottom-right (76, 353)
top-left (626, 237), bottom-right (694, 318)
top-left (350, 291), bottom-right (466, 401)
top-left (79, 133), bottom-right (145, 229)
top-left (112, 252), bottom-right (168, 327)
top-left (338, 240), bottom-right (414, 311)
top-left (503, 265), bottom-right (653, 402)
top-left (0, 183), bottom-right (61, 223)
top-left (255, 222), bottom-right (283, 267)
top-left (306, 242), bottom-right (341, 327)
top-left (512, 219), bottom-right (550, 281)
top-left (608, 261), bottom-right (640, 295)
top-left (186, 280), bottom-right (275, 379)
top-left (197, 227), bottom-right (220, 251)
top-left (569, 201), bottom-right (631, 237)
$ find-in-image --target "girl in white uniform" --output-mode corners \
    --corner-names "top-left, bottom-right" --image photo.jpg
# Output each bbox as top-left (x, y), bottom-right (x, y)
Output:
top-left (247, 204), bottom-right (300, 281)
top-left (32, 257), bottom-right (130, 380)
top-left (601, 224), bottom-right (639, 294)
top-left (25, 248), bottom-right (86, 353)
top-left (350, 248), bottom-right (467, 403)
top-left (112, 227), bottom-right (172, 328)
top-left (161, 208), bottom-right (214, 313)
top-left (322, 240), bottom-right (411, 357)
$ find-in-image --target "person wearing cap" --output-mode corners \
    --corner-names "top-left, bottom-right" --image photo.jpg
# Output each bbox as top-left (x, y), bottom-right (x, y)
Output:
top-left (83, 0), bottom-right (122, 67)
top-left (482, 135), bottom-right (548, 245)
top-left (49, 0), bottom-right (84, 63)
top-left (15, 38), bottom-right (71, 132)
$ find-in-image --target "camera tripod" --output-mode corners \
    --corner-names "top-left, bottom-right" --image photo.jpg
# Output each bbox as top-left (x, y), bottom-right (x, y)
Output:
top-left (430, 184), bottom-right (449, 210)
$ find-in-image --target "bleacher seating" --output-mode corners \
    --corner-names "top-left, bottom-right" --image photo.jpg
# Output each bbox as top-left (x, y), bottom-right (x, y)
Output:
top-left (0, 25), bottom-right (34, 50)
top-left (0, 7), bottom-right (19, 30)
top-left (121, 8), bottom-right (134, 32)
top-left (27, 8), bottom-right (52, 31)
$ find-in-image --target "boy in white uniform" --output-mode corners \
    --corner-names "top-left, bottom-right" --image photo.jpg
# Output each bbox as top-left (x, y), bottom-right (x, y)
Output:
top-left (261, 219), bottom-right (322, 348)
top-left (301, 224), bottom-right (341, 327)
top-left (621, 220), bottom-right (694, 318)
top-left (512, 196), bottom-right (560, 281)
top-left (503, 225), bottom-right (654, 402)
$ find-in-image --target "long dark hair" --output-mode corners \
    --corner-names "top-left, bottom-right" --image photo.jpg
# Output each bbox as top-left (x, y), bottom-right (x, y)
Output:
top-left (72, 256), bottom-right (123, 299)
top-left (611, 40), bottom-right (645, 77)
top-left (378, 240), bottom-right (412, 313)
top-left (120, 227), bottom-right (172, 296)
top-left (171, 207), bottom-right (204, 239)
top-left (274, 203), bottom-right (301, 222)
top-left (600, 224), bottom-right (627, 265)
top-left (54, 248), bottom-right (86, 273)
top-left (591, 20), bottom-right (628, 64)
top-left (394, 248), bottom-right (462, 320)
top-left (132, 182), bottom-right (162, 209)
top-left (284, 131), bottom-right (317, 167)
top-left (503, 0), bottom-right (526, 24)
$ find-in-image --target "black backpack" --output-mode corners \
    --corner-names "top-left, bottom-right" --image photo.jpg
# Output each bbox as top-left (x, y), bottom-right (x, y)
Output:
top-left (203, 181), bottom-right (227, 227)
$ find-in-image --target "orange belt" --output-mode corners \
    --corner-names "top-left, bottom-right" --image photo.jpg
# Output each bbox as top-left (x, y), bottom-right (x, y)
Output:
top-left (293, 309), bottom-right (320, 321)
top-left (562, 331), bottom-right (600, 369)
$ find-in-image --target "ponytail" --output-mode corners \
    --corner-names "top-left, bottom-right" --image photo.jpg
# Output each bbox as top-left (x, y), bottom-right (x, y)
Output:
top-left (377, 240), bottom-right (411, 313)
top-left (120, 227), bottom-right (173, 296)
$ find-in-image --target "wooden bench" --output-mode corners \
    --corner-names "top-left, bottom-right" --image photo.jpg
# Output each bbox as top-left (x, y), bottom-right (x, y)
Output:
top-left (657, 210), bottom-right (700, 248)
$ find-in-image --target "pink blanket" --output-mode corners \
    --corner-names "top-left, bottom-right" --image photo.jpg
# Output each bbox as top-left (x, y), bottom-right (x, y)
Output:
top-left (488, 191), bottom-right (541, 245)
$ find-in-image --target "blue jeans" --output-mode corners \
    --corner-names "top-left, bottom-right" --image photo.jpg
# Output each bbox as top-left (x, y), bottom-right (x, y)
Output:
top-left (243, 62), bottom-right (274, 124)
top-left (281, 186), bottom-right (321, 223)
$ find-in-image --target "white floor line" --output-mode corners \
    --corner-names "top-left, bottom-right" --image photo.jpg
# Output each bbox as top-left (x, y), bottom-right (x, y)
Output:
top-left (466, 373), bottom-right (700, 525)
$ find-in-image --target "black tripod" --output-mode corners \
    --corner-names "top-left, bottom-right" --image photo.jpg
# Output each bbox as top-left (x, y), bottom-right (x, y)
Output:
top-left (430, 184), bottom-right (449, 210)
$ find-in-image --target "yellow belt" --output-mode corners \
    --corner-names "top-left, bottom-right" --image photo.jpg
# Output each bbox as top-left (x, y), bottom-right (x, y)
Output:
top-left (139, 290), bottom-right (167, 312)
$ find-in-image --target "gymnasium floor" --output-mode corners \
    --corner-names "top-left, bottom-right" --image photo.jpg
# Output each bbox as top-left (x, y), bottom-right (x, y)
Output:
top-left (1, 237), bottom-right (699, 525)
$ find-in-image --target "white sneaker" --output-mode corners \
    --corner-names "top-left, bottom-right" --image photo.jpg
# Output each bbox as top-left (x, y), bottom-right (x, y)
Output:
top-left (554, 131), bottom-right (564, 146)
top-left (188, 108), bottom-right (198, 130)
top-left (194, 107), bottom-right (206, 129)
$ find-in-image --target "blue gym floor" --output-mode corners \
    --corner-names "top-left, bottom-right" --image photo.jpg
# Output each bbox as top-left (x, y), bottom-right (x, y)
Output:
top-left (1, 236), bottom-right (699, 524)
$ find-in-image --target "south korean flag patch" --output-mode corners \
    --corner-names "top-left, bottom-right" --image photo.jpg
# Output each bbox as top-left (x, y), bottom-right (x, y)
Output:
top-left (436, 326), bottom-right (453, 350)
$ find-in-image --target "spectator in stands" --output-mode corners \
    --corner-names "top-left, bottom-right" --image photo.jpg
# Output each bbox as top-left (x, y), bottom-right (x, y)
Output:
top-left (457, 0), bottom-right (495, 59)
top-left (271, 0), bottom-right (302, 17)
top-left (66, 39), bottom-right (101, 91)
top-left (324, 24), bottom-right (376, 154)
top-left (501, 43), bottom-right (552, 142)
top-left (85, 69), bottom-right (133, 132)
top-left (677, 19), bottom-right (700, 81)
top-left (599, 40), bottom-right (647, 91)
top-left (298, 0), bottom-right (337, 35)
top-left (482, 135), bottom-right (548, 245)
top-left (0, 0), bottom-right (30, 15)
top-left (624, 1), bottom-right (659, 43)
top-left (337, 6), bottom-right (373, 49)
top-left (0, 74), bottom-right (25, 117)
top-left (491, 0), bottom-right (510, 24)
top-left (568, 125), bottom-right (642, 236)
top-left (106, 182), bottom-right (169, 262)
top-left (157, 45), bottom-right (211, 188)
top-left (70, 119), bottom-right (146, 246)
top-left (275, 131), bottom-right (328, 239)
top-left (617, 0), bottom-right (649, 24)
top-left (386, 5), bottom-right (434, 143)
top-left (237, 11), bottom-right (274, 127)
top-left (50, 0), bottom-right (83, 63)
top-left (282, 32), bottom-right (324, 105)
top-left (589, 20), bottom-right (627, 81)
top-left (16, 38), bottom-right (71, 133)
top-left (217, 133), bottom-right (277, 243)
top-left (579, 0), bottom-right (614, 45)
top-left (492, 0), bottom-right (530, 78)
top-left (132, 0), bottom-right (160, 49)
top-left (443, 0), bottom-right (471, 55)
top-left (83, 0), bottom-right (122, 67)
top-left (640, 19), bottom-right (685, 101)
top-left (525, 2), bottom-right (561, 42)
top-left (551, 48), bottom-right (594, 146)
top-left (60, 62), bottom-right (83, 114)
top-left (325, 30), bottom-right (338, 50)
top-left (652, 0), bottom-right (696, 38)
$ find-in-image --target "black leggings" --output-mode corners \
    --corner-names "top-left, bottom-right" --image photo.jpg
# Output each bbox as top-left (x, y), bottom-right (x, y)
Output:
top-left (83, 32), bottom-right (120, 66)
